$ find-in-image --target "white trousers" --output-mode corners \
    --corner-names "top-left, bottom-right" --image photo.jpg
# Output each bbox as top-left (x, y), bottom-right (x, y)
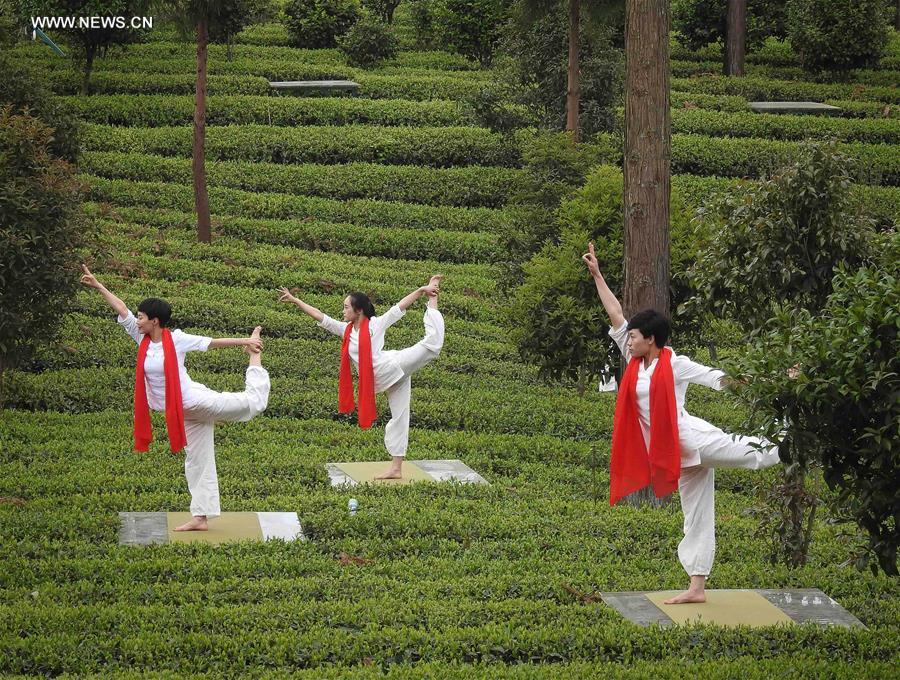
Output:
top-left (180, 365), bottom-right (270, 517)
top-left (677, 419), bottom-right (780, 577)
top-left (380, 308), bottom-right (444, 457)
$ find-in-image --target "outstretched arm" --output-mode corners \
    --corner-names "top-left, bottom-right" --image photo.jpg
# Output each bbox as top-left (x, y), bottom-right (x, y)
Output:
top-left (79, 265), bottom-right (129, 318)
top-left (209, 336), bottom-right (262, 352)
top-left (277, 287), bottom-right (325, 322)
top-left (581, 243), bottom-right (626, 329)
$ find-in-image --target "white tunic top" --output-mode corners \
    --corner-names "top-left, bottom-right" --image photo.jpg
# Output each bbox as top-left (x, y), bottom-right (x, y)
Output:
top-left (609, 321), bottom-right (726, 467)
top-left (118, 311), bottom-right (212, 411)
top-left (318, 304), bottom-right (407, 393)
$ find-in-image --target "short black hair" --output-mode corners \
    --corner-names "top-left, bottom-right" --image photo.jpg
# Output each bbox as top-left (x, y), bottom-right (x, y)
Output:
top-left (348, 292), bottom-right (376, 319)
top-left (137, 298), bottom-right (172, 327)
top-left (627, 309), bottom-right (670, 347)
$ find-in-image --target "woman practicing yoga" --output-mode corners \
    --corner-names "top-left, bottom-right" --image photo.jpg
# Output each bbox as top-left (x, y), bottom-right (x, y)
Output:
top-left (582, 244), bottom-right (780, 604)
top-left (277, 276), bottom-right (444, 479)
top-left (80, 265), bottom-right (270, 531)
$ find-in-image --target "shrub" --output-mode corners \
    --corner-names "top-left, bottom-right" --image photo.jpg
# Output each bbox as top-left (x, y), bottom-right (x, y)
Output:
top-left (729, 257), bottom-right (899, 575)
top-left (431, 0), bottom-right (508, 66)
top-left (284, 0), bottom-right (361, 48)
top-left (338, 13), bottom-right (398, 67)
top-left (672, 0), bottom-right (787, 51)
top-left (0, 106), bottom-right (88, 403)
top-left (785, 0), bottom-right (891, 73)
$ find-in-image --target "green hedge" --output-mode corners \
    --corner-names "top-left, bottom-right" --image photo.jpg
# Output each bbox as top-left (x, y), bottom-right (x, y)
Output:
top-left (61, 94), bottom-right (473, 128)
top-left (82, 174), bottom-right (512, 234)
top-left (81, 123), bottom-right (521, 168)
top-left (81, 194), bottom-right (503, 263)
top-left (670, 108), bottom-right (900, 144)
top-left (36, 67), bottom-right (486, 100)
top-left (592, 134), bottom-right (900, 186)
top-left (11, 40), bottom-right (481, 71)
top-left (672, 174), bottom-right (900, 225)
top-left (672, 92), bottom-right (900, 120)
top-left (79, 151), bottom-right (522, 208)
top-left (671, 59), bottom-right (900, 88)
top-left (671, 75), bottom-right (900, 105)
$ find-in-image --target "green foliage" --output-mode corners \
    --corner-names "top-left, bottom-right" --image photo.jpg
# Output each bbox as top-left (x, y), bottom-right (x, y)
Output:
top-left (361, 0), bottom-right (401, 23)
top-left (727, 256), bottom-right (899, 575)
top-left (17, 0), bottom-right (151, 93)
top-left (0, 106), bottom-right (87, 398)
top-left (284, 0), bottom-right (361, 48)
top-left (0, 54), bottom-right (80, 162)
top-left (80, 122), bottom-right (522, 168)
top-left (79, 151), bottom-right (522, 208)
top-left (669, 108), bottom-right (900, 145)
top-left (670, 74), bottom-right (900, 105)
top-left (475, 1), bottom-right (623, 136)
top-left (431, 0), bottom-right (508, 66)
top-left (672, 0), bottom-right (787, 51)
top-left (60, 93), bottom-right (473, 128)
top-left (688, 141), bottom-right (875, 332)
top-left (786, 0), bottom-right (891, 74)
top-left (509, 165), bottom-right (701, 387)
top-left (338, 12), bottom-right (398, 67)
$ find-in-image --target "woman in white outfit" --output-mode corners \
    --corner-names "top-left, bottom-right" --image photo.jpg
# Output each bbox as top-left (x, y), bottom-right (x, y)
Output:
top-left (80, 265), bottom-right (270, 532)
top-left (277, 276), bottom-right (444, 479)
top-left (581, 245), bottom-right (780, 604)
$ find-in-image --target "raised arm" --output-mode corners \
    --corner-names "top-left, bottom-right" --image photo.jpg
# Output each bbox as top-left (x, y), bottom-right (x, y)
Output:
top-left (79, 264), bottom-right (129, 318)
top-left (277, 287), bottom-right (325, 322)
top-left (582, 243), bottom-right (626, 330)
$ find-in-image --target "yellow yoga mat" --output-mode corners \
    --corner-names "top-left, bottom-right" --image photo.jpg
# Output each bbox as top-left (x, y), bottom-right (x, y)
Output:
top-left (334, 461), bottom-right (433, 484)
top-left (646, 590), bottom-right (795, 627)
top-left (166, 512), bottom-right (263, 544)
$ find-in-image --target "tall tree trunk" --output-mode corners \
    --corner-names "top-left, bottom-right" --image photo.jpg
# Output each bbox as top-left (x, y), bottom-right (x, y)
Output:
top-left (81, 44), bottom-right (96, 95)
top-left (0, 356), bottom-right (6, 411)
top-left (896, 0), bottom-right (900, 32)
top-left (724, 0), bottom-right (747, 76)
top-left (194, 17), bottom-right (212, 244)
top-left (621, 0), bottom-right (672, 508)
top-left (566, 0), bottom-right (581, 141)
top-left (623, 0), bottom-right (671, 318)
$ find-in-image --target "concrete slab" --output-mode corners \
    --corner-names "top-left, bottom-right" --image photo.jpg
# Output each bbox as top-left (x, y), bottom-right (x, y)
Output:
top-left (600, 588), bottom-right (865, 628)
top-left (748, 101), bottom-right (842, 115)
top-left (118, 512), bottom-right (305, 545)
top-left (326, 459), bottom-right (489, 487)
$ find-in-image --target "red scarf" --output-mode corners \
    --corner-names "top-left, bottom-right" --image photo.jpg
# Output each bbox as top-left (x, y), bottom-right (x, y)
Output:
top-left (339, 316), bottom-right (377, 429)
top-left (609, 347), bottom-right (680, 505)
top-left (134, 329), bottom-right (187, 453)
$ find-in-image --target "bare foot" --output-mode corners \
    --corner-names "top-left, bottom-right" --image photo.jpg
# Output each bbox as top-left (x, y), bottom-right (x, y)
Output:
top-left (663, 589), bottom-right (706, 604)
top-left (374, 465), bottom-right (403, 480)
top-left (428, 274), bottom-right (444, 288)
top-left (173, 516), bottom-right (208, 532)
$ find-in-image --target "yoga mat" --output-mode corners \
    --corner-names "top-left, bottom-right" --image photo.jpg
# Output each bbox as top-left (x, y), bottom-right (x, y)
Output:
top-left (166, 512), bottom-right (263, 544)
top-left (646, 590), bottom-right (795, 627)
top-left (333, 461), bottom-right (433, 484)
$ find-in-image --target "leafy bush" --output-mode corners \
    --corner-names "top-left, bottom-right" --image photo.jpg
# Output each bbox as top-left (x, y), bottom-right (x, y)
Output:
top-left (0, 106), bottom-right (87, 402)
top-left (509, 166), bottom-right (701, 389)
top-left (431, 0), bottom-right (508, 66)
top-left (478, 2), bottom-right (623, 136)
top-left (688, 141), bottom-right (875, 332)
top-left (672, 0), bottom-right (786, 51)
top-left (786, 0), bottom-right (891, 73)
top-left (728, 257), bottom-right (899, 575)
top-left (284, 0), bottom-right (361, 48)
top-left (338, 13), bottom-right (398, 67)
